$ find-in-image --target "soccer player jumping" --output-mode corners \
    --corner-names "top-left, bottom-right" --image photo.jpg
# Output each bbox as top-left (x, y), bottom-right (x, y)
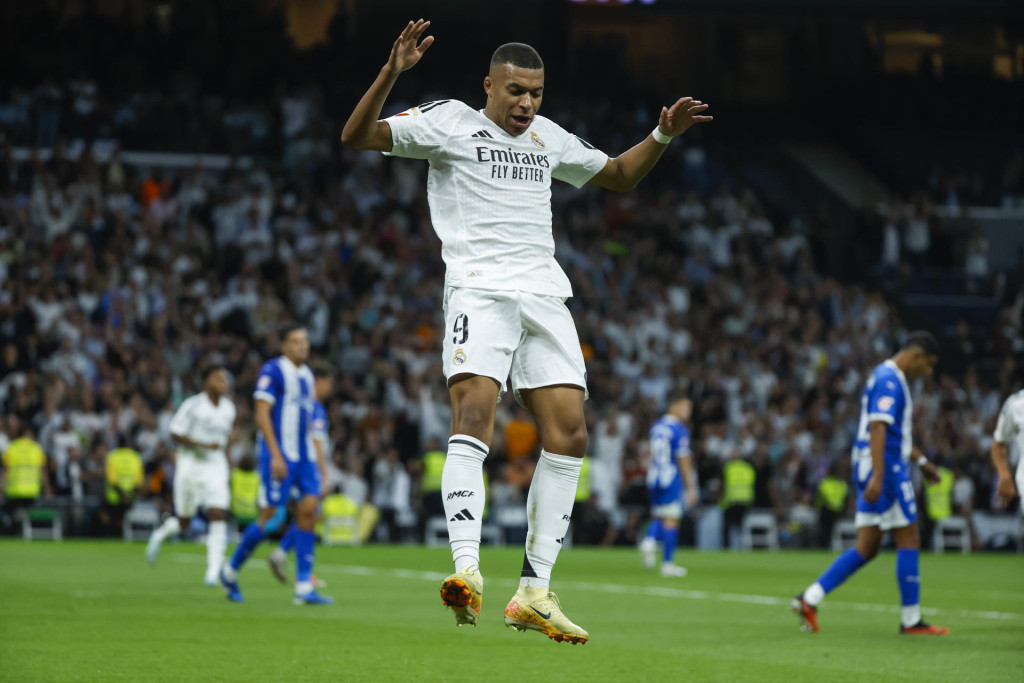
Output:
top-left (342, 19), bottom-right (711, 644)
top-left (793, 331), bottom-right (949, 635)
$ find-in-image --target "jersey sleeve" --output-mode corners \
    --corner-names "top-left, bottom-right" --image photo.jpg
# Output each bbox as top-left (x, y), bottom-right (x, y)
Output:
top-left (384, 100), bottom-right (464, 161)
top-left (311, 402), bottom-right (328, 447)
top-left (551, 130), bottom-right (609, 189)
top-left (254, 362), bottom-right (282, 406)
top-left (674, 428), bottom-right (692, 459)
top-left (168, 398), bottom-right (196, 438)
top-left (993, 399), bottom-right (1018, 444)
top-left (866, 374), bottom-right (901, 425)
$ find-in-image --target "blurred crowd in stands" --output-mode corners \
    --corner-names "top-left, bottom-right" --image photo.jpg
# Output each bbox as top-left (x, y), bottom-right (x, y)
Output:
top-left (1, 74), bottom-right (1022, 548)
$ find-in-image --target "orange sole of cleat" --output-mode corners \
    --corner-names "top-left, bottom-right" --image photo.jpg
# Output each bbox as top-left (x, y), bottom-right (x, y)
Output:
top-left (440, 579), bottom-right (473, 608)
top-left (901, 626), bottom-right (950, 635)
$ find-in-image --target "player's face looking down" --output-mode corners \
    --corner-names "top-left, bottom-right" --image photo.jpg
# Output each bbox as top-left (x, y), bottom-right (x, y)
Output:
top-left (908, 350), bottom-right (938, 379)
top-left (282, 328), bottom-right (310, 365)
top-left (484, 63), bottom-right (544, 136)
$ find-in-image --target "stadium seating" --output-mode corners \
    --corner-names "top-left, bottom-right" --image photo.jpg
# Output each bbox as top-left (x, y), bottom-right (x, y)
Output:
top-left (932, 516), bottom-right (972, 554)
top-left (740, 509), bottom-right (780, 551)
top-left (122, 502), bottom-right (161, 542)
top-left (830, 518), bottom-right (858, 552)
top-left (18, 507), bottom-right (63, 542)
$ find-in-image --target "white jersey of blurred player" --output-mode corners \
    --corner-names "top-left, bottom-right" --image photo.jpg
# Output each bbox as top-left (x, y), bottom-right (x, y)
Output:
top-left (146, 368), bottom-right (236, 585)
top-left (992, 388), bottom-right (1024, 513)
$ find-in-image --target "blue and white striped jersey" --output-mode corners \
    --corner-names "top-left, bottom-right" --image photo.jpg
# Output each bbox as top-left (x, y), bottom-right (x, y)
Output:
top-left (647, 415), bottom-right (691, 505)
top-left (851, 359), bottom-right (913, 481)
top-left (253, 356), bottom-right (316, 463)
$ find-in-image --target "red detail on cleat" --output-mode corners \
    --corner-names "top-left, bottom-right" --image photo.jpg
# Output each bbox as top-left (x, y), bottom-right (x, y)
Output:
top-left (791, 597), bottom-right (819, 633)
top-left (900, 623), bottom-right (950, 635)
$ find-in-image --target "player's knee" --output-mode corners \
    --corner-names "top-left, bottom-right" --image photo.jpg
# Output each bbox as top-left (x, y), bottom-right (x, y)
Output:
top-left (550, 421), bottom-right (587, 457)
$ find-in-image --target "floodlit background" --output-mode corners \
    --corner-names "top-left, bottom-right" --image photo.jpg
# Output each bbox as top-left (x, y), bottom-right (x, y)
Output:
top-left (0, 2), bottom-right (1022, 680)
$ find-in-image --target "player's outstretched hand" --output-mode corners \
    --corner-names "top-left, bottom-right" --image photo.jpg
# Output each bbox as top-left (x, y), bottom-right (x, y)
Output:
top-left (658, 97), bottom-right (713, 138)
top-left (387, 19), bottom-right (434, 73)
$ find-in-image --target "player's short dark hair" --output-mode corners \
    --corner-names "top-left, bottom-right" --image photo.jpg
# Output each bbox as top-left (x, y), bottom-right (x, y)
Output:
top-left (490, 43), bottom-right (544, 71)
top-left (278, 322), bottom-right (305, 344)
top-left (201, 365), bottom-right (225, 382)
top-left (903, 330), bottom-right (940, 357)
top-left (311, 360), bottom-right (334, 378)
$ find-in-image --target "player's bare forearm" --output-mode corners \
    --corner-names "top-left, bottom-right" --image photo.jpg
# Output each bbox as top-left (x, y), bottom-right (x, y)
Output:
top-left (991, 442), bottom-right (1011, 478)
top-left (340, 67), bottom-right (399, 151)
top-left (869, 422), bottom-right (887, 474)
top-left (590, 137), bottom-right (669, 192)
top-left (254, 401), bottom-right (284, 462)
top-left (341, 19), bottom-right (433, 151)
top-left (680, 456), bottom-right (695, 492)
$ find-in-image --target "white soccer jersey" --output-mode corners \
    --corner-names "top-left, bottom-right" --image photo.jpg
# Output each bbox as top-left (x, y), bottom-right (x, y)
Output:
top-left (168, 392), bottom-right (236, 461)
top-left (385, 100), bottom-right (609, 297)
top-left (994, 389), bottom-right (1024, 479)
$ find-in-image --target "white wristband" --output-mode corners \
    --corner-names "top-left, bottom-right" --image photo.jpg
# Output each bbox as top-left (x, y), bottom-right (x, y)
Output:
top-left (651, 127), bottom-right (674, 145)
top-left (916, 456), bottom-right (928, 467)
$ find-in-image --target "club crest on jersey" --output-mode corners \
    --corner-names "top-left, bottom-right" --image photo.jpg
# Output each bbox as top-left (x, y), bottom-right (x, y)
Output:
top-left (530, 131), bottom-right (545, 149)
top-left (877, 396), bottom-right (894, 411)
top-left (257, 375), bottom-right (271, 390)
top-left (453, 348), bottom-right (467, 366)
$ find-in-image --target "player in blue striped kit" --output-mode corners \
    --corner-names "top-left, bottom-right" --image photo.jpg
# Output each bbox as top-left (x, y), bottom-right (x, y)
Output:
top-left (267, 362), bottom-right (333, 588)
top-left (639, 397), bottom-right (697, 577)
top-left (219, 324), bottom-right (333, 605)
top-left (792, 332), bottom-right (947, 635)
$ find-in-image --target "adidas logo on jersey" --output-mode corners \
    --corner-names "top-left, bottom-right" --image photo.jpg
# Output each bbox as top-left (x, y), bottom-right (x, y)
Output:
top-left (470, 130), bottom-right (494, 139)
top-left (449, 508), bottom-right (476, 522)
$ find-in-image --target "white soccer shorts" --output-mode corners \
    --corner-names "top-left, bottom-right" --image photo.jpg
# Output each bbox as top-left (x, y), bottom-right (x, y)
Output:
top-left (173, 453), bottom-right (230, 518)
top-left (441, 287), bottom-right (588, 405)
top-left (651, 502), bottom-right (685, 520)
top-left (855, 499), bottom-right (912, 531)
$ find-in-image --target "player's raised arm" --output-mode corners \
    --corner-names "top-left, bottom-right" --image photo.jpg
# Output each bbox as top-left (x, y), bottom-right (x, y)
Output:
top-left (588, 97), bottom-right (712, 192)
top-left (340, 19), bottom-right (434, 151)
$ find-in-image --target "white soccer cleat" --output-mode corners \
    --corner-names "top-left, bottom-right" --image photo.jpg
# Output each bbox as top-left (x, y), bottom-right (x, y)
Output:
top-left (639, 537), bottom-right (657, 570)
top-left (439, 566), bottom-right (483, 627)
top-left (267, 549), bottom-right (289, 584)
top-left (504, 586), bottom-right (589, 645)
top-left (660, 563), bottom-right (688, 578)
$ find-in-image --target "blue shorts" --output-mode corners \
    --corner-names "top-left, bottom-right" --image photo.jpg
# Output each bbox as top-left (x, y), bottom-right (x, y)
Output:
top-left (257, 455), bottom-right (321, 509)
top-left (854, 467), bottom-right (917, 530)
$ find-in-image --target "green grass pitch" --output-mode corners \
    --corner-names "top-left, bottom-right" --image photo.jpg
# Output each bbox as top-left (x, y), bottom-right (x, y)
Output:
top-left (1, 540), bottom-right (1021, 682)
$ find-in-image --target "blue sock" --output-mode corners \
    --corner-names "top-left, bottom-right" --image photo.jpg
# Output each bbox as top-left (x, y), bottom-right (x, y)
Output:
top-left (229, 522), bottom-right (266, 571)
top-left (896, 549), bottom-right (920, 606)
top-left (294, 529), bottom-right (316, 585)
top-left (646, 518), bottom-right (664, 542)
top-left (279, 522), bottom-right (298, 554)
top-left (263, 506), bottom-right (287, 534)
top-left (816, 548), bottom-right (868, 594)
top-left (662, 526), bottom-right (679, 564)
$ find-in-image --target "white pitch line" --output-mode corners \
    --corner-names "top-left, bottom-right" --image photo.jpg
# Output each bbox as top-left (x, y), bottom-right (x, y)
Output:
top-left (171, 554), bottom-right (1024, 623)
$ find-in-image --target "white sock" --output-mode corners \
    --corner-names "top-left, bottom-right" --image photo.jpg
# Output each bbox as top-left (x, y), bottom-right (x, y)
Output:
top-left (442, 434), bottom-right (488, 573)
top-left (269, 546), bottom-right (287, 562)
top-left (154, 516), bottom-right (181, 544)
top-left (520, 450), bottom-right (582, 589)
top-left (901, 604), bottom-right (921, 627)
top-left (804, 582), bottom-right (826, 607)
top-left (206, 521), bottom-right (227, 578)
top-left (222, 564), bottom-right (238, 581)
top-left (295, 580), bottom-right (313, 596)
